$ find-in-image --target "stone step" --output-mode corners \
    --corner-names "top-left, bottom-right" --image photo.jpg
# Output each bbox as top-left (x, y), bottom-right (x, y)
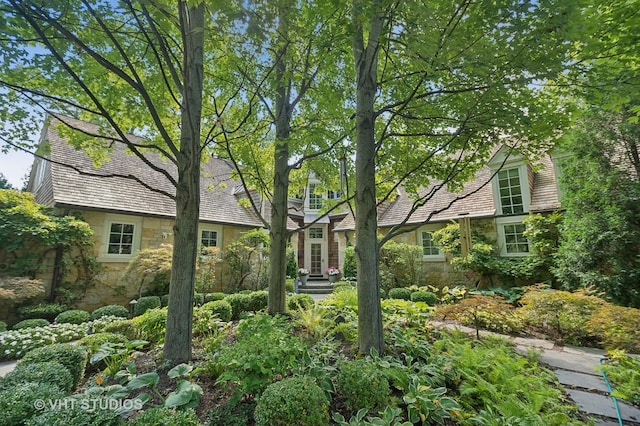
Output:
top-left (298, 287), bottom-right (333, 294)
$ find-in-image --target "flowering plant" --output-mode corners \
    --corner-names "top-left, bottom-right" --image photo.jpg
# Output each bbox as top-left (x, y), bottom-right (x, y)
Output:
top-left (324, 267), bottom-right (340, 276)
top-left (297, 268), bottom-right (310, 276)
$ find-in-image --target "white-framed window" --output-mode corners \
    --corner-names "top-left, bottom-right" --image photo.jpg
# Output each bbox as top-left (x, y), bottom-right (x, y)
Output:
top-left (309, 227), bottom-right (323, 239)
top-left (497, 167), bottom-right (525, 215)
top-left (496, 217), bottom-right (529, 256)
top-left (198, 225), bottom-right (222, 254)
top-left (418, 226), bottom-right (444, 261)
top-left (308, 183), bottom-right (323, 210)
top-left (32, 158), bottom-right (47, 191)
top-left (99, 214), bottom-right (142, 261)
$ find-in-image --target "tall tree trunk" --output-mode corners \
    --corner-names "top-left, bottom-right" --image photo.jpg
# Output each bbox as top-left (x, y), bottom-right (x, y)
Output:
top-left (164, 1), bottom-right (205, 363)
top-left (352, 0), bottom-right (384, 355)
top-left (268, 3), bottom-right (291, 315)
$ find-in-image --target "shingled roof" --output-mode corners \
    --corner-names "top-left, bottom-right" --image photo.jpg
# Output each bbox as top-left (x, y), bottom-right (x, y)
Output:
top-left (30, 115), bottom-right (265, 228)
top-left (334, 152), bottom-right (561, 232)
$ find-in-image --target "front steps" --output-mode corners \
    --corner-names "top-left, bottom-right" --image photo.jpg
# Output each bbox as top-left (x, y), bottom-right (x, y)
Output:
top-left (297, 277), bottom-right (334, 295)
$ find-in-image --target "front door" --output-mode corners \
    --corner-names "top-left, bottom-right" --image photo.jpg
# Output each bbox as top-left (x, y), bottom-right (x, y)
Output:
top-left (305, 225), bottom-right (327, 275)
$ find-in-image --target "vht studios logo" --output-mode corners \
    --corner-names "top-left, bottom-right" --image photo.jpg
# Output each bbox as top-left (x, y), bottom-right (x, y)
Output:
top-left (34, 397), bottom-right (143, 412)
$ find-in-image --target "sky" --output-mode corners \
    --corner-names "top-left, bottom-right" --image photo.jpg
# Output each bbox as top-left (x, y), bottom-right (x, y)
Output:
top-left (0, 148), bottom-right (35, 189)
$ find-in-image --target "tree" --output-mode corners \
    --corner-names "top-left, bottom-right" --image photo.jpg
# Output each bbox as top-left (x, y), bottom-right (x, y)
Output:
top-left (0, 174), bottom-right (15, 190)
top-left (0, 1), bottom-right (207, 363)
top-left (211, 0), bottom-right (349, 314)
top-left (348, 0), bottom-right (580, 354)
top-left (553, 108), bottom-right (640, 307)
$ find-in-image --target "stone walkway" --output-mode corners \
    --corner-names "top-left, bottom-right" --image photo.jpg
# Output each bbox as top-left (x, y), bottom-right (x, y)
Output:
top-left (435, 321), bottom-right (640, 425)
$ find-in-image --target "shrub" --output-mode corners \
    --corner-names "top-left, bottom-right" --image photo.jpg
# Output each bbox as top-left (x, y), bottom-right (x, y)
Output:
top-left (287, 293), bottom-right (315, 311)
top-left (200, 300), bottom-right (233, 322)
top-left (133, 296), bottom-right (161, 317)
top-left (78, 332), bottom-right (129, 357)
top-left (224, 293), bottom-right (253, 320)
top-left (193, 292), bottom-right (205, 307)
top-left (17, 303), bottom-right (67, 321)
top-left (90, 305), bottom-right (129, 320)
top-left (205, 292), bottom-right (226, 303)
top-left (131, 307), bottom-right (167, 343)
top-left (435, 295), bottom-right (524, 336)
top-left (0, 321), bottom-right (5, 332)
top-left (0, 322), bottom-right (89, 360)
top-left (128, 407), bottom-right (200, 426)
top-left (248, 290), bottom-right (268, 312)
top-left (602, 350), bottom-right (640, 405)
top-left (0, 382), bottom-right (65, 426)
top-left (0, 277), bottom-right (45, 308)
top-left (388, 287), bottom-right (412, 301)
top-left (411, 291), bottom-right (438, 305)
top-left (209, 314), bottom-right (307, 398)
top-left (343, 246), bottom-right (357, 280)
top-left (160, 294), bottom-right (169, 307)
top-left (19, 343), bottom-right (88, 389)
top-left (587, 304), bottom-right (640, 352)
top-left (254, 376), bottom-right (329, 426)
top-left (98, 319), bottom-right (138, 340)
top-left (122, 244), bottom-right (172, 298)
top-left (518, 287), bottom-right (603, 344)
top-left (1, 361), bottom-right (74, 392)
top-left (333, 281), bottom-right (356, 293)
top-left (55, 309), bottom-right (90, 324)
top-left (12, 318), bottom-right (50, 330)
top-left (336, 359), bottom-right (390, 412)
top-left (285, 278), bottom-right (294, 293)
top-left (379, 240), bottom-right (422, 292)
top-left (26, 402), bottom-right (124, 426)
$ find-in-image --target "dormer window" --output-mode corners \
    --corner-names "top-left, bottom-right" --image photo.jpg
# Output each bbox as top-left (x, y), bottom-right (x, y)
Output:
top-left (497, 168), bottom-right (524, 214)
top-left (308, 183), bottom-right (323, 210)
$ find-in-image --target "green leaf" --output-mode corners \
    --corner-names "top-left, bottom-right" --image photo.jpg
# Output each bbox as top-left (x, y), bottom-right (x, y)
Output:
top-left (168, 363), bottom-right (193, 379)
top-left (126, 372), bottom-right (160, 390)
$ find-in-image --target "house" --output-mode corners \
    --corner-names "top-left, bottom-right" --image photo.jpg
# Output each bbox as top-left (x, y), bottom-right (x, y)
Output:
top-left (332, 146), bottom-right (566, 287)
top-left (28, 114), bottom-right (566, 309)
top-left (28, 115), bottom-right (270, 310)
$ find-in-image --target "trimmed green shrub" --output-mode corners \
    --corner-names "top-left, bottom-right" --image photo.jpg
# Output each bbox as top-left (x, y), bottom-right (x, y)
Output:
top-left (254, 376), bottom-right (329, 426)
top-left (285, 278), bottom-right (294, 293)
top-left (193, 292), bottom-right (205, 307)
top-left (19, 343), bottom-right (88, 389)
top-left (160, 294), bottom-right (169, 307)
top-left (26, 402), bottom-right (124, 426)
top-left (131, 307), bottom-right (167, 343)
top-left (204, 292), bottom-right (226, 303)
top-left (200, 300), bottom-right (233, 322)
top-left (333, 281), bottom-right (356, 293)
top-left (133, 296), bottom-right (161, 317)
top-left (90, 305), bottom-right (129, 320)
top-left (224, 293), bottom-right (253, 320)
top-left (379, 288), bottom-right (386, 299)
top-left (17, 303), bottom-right (67, 321)
top-left (248, 290), bottom-right (268, 311)
top-left (98, 319), bottom-right (138, 340)
top-left (12, 318), bottom-right (50, 330)
top-left (0, 382), bottom-right (65, 426)
top-left (0, 321), bottom-right (6, 332)
top-left (55, 309), bottom-right (90, 324)
top-left (128, 407), bottom-right (200, 426)
top-left (1, 361), bottom-right (74, 392)
top-left (287, 294), bottom-right (315, 311)
top-left (336, 359), bottom-right (390, 412)
top-left (411, 291), bottom-right (438, 305)
top-left (388, 287), bottom-right (412, 301)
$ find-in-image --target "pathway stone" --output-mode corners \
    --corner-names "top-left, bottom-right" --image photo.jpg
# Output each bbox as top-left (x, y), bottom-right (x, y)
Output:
top-left (554, 369), bottom-right (609, 393)
top-left (0, 360), bottom-right (17, 378)
top-left (566, 389), bottom-right (640, 424)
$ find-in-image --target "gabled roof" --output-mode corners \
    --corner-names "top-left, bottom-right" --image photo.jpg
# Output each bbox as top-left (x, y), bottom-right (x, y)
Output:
top-left (334, 152), bottom-right (561, 232)
top-left (30, 115), bottom-right (265, 228)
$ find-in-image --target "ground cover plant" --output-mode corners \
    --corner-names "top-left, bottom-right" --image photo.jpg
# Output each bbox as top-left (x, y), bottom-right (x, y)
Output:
top-left (1, 286), bottom-right (636, 425)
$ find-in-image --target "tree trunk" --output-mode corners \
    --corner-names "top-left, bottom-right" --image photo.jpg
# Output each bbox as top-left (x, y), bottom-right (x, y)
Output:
top-left (352, 0), bottom-right (384, 355)
top-left (268, 4), bottom-right (291, 315)
top-left (164, 1), bottom-right (205, 364)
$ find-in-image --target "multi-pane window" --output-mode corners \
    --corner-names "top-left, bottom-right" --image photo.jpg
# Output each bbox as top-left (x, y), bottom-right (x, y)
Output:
top-left (503, 223), bottom-right (529, 254)
top-left (309, 227), bottom-right (323, 239)
top-left (201, 230), bottom-right (218, 248)
top-left (108, 223), bottom-right (135, 254)
top-left (308, 183), bottom-right (323, 210)
top-left (421, 231), bottom-right (440, 256)
top-left (498, 168), bottom-right (524, 214)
